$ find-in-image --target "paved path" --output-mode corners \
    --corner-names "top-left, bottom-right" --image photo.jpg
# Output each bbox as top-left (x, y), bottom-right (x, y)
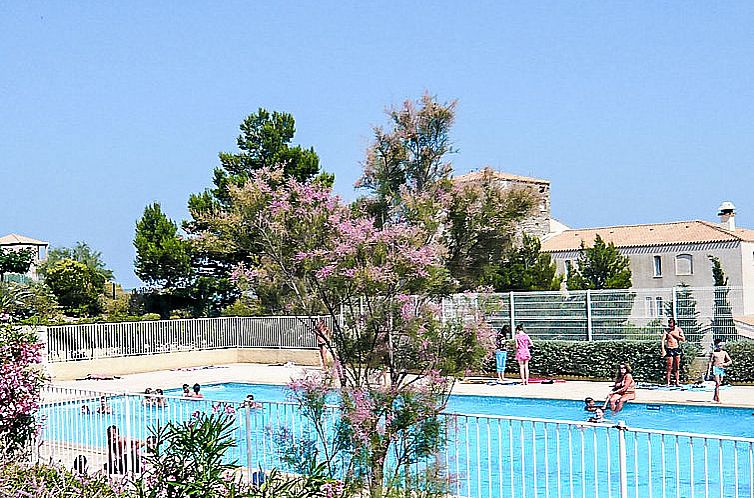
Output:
top-left (53, 363), bottom-right (754, 408)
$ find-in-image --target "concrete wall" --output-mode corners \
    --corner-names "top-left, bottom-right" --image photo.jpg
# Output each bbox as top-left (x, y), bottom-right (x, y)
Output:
top-left (740, 241), bottom-right (754, 315)
top-left (48, 348), bottom-right (320, 381)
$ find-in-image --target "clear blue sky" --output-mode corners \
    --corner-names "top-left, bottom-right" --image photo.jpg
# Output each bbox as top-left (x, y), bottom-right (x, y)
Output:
top-left (2, 2), bottom-right (754, 289)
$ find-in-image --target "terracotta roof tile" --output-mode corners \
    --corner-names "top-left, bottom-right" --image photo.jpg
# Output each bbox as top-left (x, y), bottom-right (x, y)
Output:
top-left (541, 220), bottom-right (752, 252)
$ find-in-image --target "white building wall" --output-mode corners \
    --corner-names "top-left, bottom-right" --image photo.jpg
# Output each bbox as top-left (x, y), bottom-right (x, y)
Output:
top-left (551, 242), bottom-right (742, 290)
top-left (739, 241), bottom-right (754, 315)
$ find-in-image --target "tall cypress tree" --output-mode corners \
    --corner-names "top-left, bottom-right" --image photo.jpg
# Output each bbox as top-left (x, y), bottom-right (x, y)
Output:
top-left (708, 256), bottom-right (735, 340)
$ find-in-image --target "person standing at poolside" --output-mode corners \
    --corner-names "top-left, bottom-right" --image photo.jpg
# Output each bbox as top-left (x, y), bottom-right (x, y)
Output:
top-left (707, 339), bottom-right (732, 403)
top-left (495, 325), bottom-right (510, 383)
top-left (661, 318), bottom-right (686, 386)
top-left (514, 325), bottom-right (533, 385)
top-left (314, 320), bottom-right (330, 369)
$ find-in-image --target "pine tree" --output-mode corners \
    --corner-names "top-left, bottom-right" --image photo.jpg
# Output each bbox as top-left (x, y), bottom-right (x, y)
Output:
top-left (566, 235), bottom-right (632, 290)
top-left (134, 203), bottom-right (191, 288)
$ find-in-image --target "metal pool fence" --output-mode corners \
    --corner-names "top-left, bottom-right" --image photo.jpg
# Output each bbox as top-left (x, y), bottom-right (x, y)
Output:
top-left (45, 316), bottom-right (331, 362)
top-left (37, 386), bottom-right (754, 498)
top-left (438, 286), bottom-right (746, 344)
top-left (40, 285), bottom-right (749, 364)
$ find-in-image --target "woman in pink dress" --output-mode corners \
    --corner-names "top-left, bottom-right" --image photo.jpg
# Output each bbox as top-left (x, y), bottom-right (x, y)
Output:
top-left (514, 325), bottom-right (533, 385)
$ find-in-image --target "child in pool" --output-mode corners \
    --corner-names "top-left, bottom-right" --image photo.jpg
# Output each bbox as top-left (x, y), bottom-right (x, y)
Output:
top-left (584, 397), bottom-right (605, 423)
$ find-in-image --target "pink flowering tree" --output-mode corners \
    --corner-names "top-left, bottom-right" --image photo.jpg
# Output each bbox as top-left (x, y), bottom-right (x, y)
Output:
top-left (196, 168), bottom-right (493, 497)
top-left (0, 323), bottom-right (47, 459)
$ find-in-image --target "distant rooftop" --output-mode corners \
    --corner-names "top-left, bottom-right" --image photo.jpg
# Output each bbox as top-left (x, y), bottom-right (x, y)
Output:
top-left (0, 233), bottom-right (48, 246)
top-left (541, 220), bottom-right (754, 252)
top-left (454, 167), bottom-right (550, 185)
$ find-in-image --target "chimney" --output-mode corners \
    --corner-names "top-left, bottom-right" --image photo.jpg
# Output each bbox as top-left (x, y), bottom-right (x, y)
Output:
top-left (718, 201), bottom-right (736, 232)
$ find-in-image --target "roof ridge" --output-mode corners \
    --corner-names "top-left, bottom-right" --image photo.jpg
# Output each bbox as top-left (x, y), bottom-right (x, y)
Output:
top-left (695, 219), bottom-right (745, 240)
top-left (561, 220), bottom-right (704, 232)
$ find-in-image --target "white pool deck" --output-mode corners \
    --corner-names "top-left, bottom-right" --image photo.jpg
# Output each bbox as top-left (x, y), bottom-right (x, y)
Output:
top-left (52, 363), bottom-right (754, 409)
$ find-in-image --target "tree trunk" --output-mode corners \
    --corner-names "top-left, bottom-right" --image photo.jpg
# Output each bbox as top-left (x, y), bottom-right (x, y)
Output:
top-left (369, 442), bottom-right (389, 498)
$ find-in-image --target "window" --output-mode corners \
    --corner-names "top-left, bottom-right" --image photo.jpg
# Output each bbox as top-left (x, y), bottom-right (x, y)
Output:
top-left (653, 255), bottom-right (662, 277)
top-left (675, 254), bottom-right (693, 275)
top-left (646, 296), bottom-right (664, 317)
top-left (655, 297), bottom-right (662, 316)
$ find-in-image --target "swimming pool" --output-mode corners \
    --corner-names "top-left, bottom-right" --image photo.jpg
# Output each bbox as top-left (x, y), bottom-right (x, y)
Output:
top-left (41, 383), bottom-right (754, 498)
top-left (184, 382), bottom-right (754, 438)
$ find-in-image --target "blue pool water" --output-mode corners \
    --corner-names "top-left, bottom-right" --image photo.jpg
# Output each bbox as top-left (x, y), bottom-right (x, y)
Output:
top-left (173, 382), bottom-right (754, 438)
top-left (45, 383), bottom-right (754, 498)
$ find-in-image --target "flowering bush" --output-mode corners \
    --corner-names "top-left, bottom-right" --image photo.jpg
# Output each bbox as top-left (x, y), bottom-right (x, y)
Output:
top-left (0, 461), bottom-right (124, 498)
top-left (0, 323), bottom-right (47, 458)
top-left (198, 168), bottom-right (494, 497)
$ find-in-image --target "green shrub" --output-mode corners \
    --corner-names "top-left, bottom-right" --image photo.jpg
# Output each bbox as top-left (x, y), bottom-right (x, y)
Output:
top-left (140, 313), bottom-right (161, 321)
top-left (221, 297), bottom-right (263, 317)
top-left (133, 413), bottom-right (336, 498)
top-left (488, 339), bottom-right (700, 384)
top-left (718, 340), bottom-right (754, 384)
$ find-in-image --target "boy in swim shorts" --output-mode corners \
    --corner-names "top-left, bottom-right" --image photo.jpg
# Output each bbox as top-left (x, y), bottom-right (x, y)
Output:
top-left (707, 338), bottom-right (732, 403)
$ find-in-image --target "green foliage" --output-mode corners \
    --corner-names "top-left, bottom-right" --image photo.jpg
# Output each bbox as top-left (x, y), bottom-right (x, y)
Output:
top-left (0, 282), bottom-right (33, 320)
top-left (134, 203), bottom-right (192, 288)
top-left (0, 281), bottom-right (61, 322)
top-left (44, 259), bottom-right (103, 316)
top-left (490, 339), bottom-right (699, 384)
top-left (486, 233), bottom-right (562, 291)
top-left (38, 242), bottom-right (114, 283)
top-left (0, 461), bottom-right (124, 497)
top-left (0, 247), bottom-right (34, 281)
top-left (567, 235), bottom-right (632, 290)
top-left (133, 413), bottom-right (239, 498)
top-left (709, 255), bottom-right (728, 287)
top-left (182, 108), bottom-right (330, 316)
top-left (721, 341), bottom-right (754, 383)
top-left (133, 413), bottom-right (334, 498)
top-left (221, 297), bottom-right (263, 317)
top-left (444, 170), bottom-right (535, 290)
top-left (708, 256), bottom-right (736, 339)
top-left (187, 107), bottom-right (324, 218)
top-left (357, 92), bottom-right (457, 224)
top-left (218, 108), bottom-right (322, 187)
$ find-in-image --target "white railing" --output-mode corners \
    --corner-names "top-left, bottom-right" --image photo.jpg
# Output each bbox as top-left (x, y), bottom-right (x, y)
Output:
top-left (439, 286), bottom-right (746, 343)
top-left (37, 386), bottom-right (754, 498)
top-left (45, 316), bottom-right (331, 363)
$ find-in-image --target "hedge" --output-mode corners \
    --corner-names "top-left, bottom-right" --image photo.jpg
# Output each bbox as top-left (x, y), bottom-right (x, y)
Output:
top-left (487, 339), bottom-right (700, 384)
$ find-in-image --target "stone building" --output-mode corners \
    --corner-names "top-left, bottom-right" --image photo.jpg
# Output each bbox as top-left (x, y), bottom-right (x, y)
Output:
top-left (453, 167), bottom-right (553, 238)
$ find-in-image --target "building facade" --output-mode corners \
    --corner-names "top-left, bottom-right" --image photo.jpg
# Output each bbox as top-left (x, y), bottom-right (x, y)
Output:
top-left (0, 233), bottom-right (49, 281)
top-left (541, 210), bottom-right (754, 317)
